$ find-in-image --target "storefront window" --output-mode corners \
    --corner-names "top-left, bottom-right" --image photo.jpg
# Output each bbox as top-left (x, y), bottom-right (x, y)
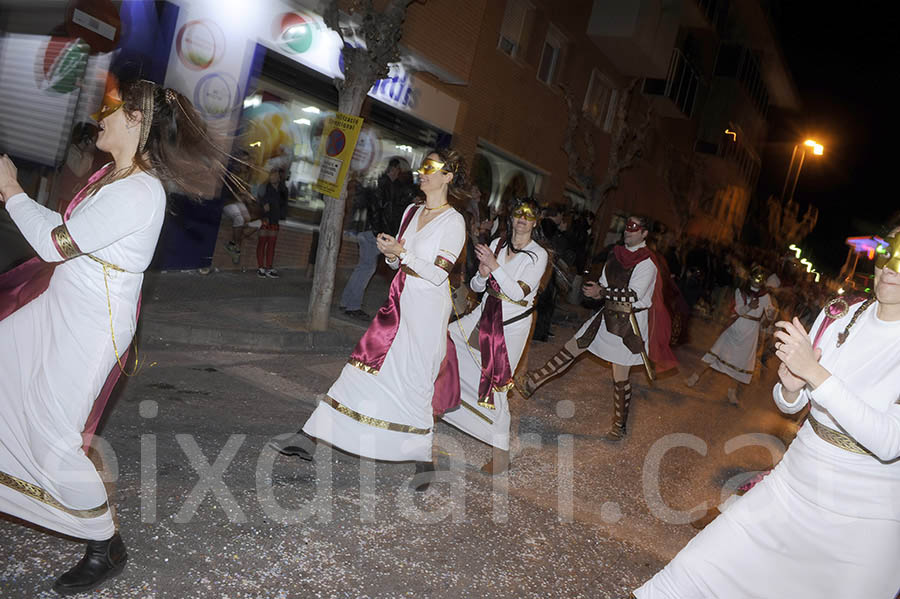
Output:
top-left (238, 77), bottom-right (436, 225)
top-left (475, 143), bottom-right (542, 211)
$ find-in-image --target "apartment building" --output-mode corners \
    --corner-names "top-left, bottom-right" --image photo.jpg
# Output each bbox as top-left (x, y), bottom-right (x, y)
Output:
top-left (0, 0), bottom-right (798, 269)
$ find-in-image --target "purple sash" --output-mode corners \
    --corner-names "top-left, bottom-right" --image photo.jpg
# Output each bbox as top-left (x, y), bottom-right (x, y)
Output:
top-left (476, 247), bottom-right (514, 408)
top-left (348, 205), bottom-right (461, 416)
top-left (0, 164), bottom-right (132, 449)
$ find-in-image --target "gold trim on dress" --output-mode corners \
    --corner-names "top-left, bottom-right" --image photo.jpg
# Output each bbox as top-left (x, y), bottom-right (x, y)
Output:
top-left (706, 351), bottom-right (753, 375)
top-left (321, 395), bottom-right (431, 435)
top-left (807, 413), bottom-right (873, 456)
top-left (517, 281), bottom-right (532, 296)
top-left (486, 286), bottom-right (529, 307)
top-left (460, 399), bottom-right (494, 424)
top-left (400, 264), bottom-right (421, 279)
top-left (0, 470), bottom-right (109, 519)
top-left (51, 224), bottom-right (82, 259)
top-left (88, 254), bottom-right (125, 272)
top-left (348, 358), bottom-right (379, 375)
top-left (434, 256), bottom-right (454, 273)
top-left (493, 380), bottom-right (515, 394)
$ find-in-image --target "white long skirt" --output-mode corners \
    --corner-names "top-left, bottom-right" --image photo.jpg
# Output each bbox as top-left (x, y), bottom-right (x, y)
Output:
top-left (303, 275), bottom-right (451, 462)
top-left (701, 316), bottom-right (761, 384)
top-left (441, 308), bottom-right (532, 450)
top-left (634, 427), bottom-right (900, 598)
top-left (0, 261), bottom-right (136, 541)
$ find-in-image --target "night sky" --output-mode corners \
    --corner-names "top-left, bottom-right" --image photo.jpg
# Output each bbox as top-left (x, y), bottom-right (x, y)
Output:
top-left (756, 2), bottom-right (898, 274)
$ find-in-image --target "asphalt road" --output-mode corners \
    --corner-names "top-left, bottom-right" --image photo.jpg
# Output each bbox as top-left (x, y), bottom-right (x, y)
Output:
top-left (0, 317), bottom-right (802, 598)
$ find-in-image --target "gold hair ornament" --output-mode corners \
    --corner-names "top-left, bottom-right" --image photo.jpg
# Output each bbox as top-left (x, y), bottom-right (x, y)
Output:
top-left (137, 80), bottom-right (155, 152)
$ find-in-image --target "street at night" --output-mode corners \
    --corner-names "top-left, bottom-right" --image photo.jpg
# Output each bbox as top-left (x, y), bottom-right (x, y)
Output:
top-left (1, 272), bottom-right (801, 598)
top-left (1, 1), bottom-right (898, 598)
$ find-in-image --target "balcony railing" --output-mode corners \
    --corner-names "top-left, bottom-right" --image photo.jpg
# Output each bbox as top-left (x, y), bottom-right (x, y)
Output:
top-left (642, 48), bottom-right (701, 118)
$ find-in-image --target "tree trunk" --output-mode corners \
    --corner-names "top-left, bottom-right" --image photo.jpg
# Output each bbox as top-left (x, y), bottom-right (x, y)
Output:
top-left (307, 85), bottom-right (368, 331)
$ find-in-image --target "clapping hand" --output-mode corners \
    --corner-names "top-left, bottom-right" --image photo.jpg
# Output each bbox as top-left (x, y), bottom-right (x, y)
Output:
top-left (774, 317), bottom-right (829, 389)
top-left (474, 243), bottom-right (499, 274)
top-left (0, 154), bottom-right (23, 203)
top-left (376, 233), bottom-right (405, 260)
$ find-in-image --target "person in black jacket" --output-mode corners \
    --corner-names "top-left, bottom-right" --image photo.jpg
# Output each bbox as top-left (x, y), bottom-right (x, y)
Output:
top-left (255, 168), bottom-right (286, 278)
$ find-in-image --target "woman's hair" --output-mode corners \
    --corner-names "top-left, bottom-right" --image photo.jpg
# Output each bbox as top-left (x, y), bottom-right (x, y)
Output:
top-left (499, 196), bottom-right (543, 263)
top-left (85, 79), bottom-right (238, 199)
top-left (427, 147), bottom-right (475, 208)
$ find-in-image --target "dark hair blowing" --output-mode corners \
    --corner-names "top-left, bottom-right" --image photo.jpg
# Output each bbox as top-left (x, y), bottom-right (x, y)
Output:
top-left (86, 79), bottom-right (231, 199)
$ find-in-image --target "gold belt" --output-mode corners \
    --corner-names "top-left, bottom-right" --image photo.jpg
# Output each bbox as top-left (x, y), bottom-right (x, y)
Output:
top-left (807, 413), bottom-right (873, 456)
top-left (485, 286), bottom-right (529, 307)
top-left (400, 264), bottom-right (421, 279)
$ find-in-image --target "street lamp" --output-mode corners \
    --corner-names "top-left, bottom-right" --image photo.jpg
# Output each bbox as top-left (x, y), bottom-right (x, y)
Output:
top-left (782, 138), bottom-right (824, 204)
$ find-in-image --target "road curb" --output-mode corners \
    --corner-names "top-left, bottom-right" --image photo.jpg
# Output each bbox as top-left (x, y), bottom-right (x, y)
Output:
top-left (141, 319), bottom-right (363, 352)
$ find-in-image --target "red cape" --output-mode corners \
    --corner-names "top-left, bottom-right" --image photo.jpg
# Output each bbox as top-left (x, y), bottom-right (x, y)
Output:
top-left (612, 245), bottom-right (678, 373)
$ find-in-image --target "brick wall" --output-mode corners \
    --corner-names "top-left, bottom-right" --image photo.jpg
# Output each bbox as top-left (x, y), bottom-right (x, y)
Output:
top-left (402, 0), bottom-right (671, 228)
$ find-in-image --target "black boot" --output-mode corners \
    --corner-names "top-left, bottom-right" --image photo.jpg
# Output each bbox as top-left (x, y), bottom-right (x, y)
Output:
top-left (409, 461), bottom-right (436, 492)
top-left (604, 380), bottom-right (632, 441)
top-left (268, 432), bottom-right (314, 461)
top-left (275, 443), bottom-right (313, 461)
top-left (53, 533), bottom-right (128, 595)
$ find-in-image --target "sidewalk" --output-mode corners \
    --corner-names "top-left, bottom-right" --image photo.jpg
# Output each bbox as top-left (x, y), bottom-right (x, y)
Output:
top-left (139, 266), bottom-right (391, 352)
top-left (139, 266), bottom-right (595, 353)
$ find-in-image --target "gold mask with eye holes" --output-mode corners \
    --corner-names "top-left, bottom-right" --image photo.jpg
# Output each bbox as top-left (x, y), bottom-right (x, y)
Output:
top-left (875, 232), bottom-right (900, 273)
top-left (416, 159), bottom-right (448, 176)
top-left (91, 92), bottom-right (124, 122)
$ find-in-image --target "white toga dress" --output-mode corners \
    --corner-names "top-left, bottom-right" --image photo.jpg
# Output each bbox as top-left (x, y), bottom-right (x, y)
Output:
top-left (442, 239), bottom-right (548, 450)
top-left (635, 301), bottom-right (900, 598)
top-left (702, 288), bottom-right (775, 384)
top-left (0, 173), bottom-right (166, 541)
top-left (303, 205), bottom-right (466, 462)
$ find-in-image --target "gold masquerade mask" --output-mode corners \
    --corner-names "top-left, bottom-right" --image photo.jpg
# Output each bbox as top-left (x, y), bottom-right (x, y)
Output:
top-left (417, 158), bottom-right (449, 176)
top-left (512, 204), bottom-right (538, 222)
top-left (91, 92), bottom-right (124, 122)
top-left (875, 232), bottom-right (900, 273)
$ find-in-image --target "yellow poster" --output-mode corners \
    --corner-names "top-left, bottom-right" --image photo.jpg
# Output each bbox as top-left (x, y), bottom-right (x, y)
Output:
top-left (312, 112), bottom-right (364, 198)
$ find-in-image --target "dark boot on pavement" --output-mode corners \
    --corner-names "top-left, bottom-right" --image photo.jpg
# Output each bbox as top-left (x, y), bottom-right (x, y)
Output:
top-left (268, 432), bottom-right (314, 461)
top-left (53, 532), bottom-right (128, 595)
top-left (409, 461), bottom-right (436, 492)
top-left (604, 380), bottom-right (632, 441)
top-left (518, 346), bottom-right (577, 398)
top-left (480, 448), bottom-right (510, 475)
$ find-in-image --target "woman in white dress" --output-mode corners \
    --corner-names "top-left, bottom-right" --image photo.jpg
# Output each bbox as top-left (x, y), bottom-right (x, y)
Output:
top-left (442, 198), bottom-right (547, 474)
top-left (633, 226), bottom-right (900, 599)
top-left (299, 149), bottom-right (468, 488)
top-left (0, 79), bottom-right (224, 595)
top-left (684, 266), bottom-right (776, 405)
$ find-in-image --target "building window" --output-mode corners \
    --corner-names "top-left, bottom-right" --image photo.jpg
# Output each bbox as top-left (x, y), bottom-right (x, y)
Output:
top-left (715, 44), bottom-right (769, 118)
top-left (536, 25), bottom-right (566, 86)
top-left (583, 69), bottom-right (618, 132)
top-left (498, 0), bottom-right (533, 59)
